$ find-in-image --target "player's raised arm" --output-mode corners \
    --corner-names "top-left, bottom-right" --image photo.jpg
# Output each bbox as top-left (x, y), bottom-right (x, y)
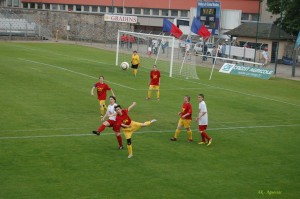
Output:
top-left (128, 102), bottom-right (136, 111)
top-left (110, 89), bottom-right (115, 97)
top-left (90, 86), bottom-right (95, 96)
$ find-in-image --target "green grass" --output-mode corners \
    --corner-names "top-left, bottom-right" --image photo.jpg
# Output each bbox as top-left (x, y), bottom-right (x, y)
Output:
top-left (0, 42), bottom-right (300, 199)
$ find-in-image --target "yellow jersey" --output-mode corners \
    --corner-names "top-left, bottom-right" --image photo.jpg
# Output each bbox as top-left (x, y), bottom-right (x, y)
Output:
top-left (131, 54), bottom-right (140, 65)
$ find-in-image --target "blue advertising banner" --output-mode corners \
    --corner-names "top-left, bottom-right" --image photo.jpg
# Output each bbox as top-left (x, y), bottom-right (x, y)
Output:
top-left (219, 63), bottom-right (274, 80)
top-left (197, 1), bottom-right (221, 35)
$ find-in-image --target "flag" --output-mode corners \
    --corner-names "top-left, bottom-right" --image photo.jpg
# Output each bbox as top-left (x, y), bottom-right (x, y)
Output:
top-left (162, 18), bottom-right (183, 39)
top-left (191, 17), bottom-right (211, 39)
top-left (294, 31), bottom-right (300, 49)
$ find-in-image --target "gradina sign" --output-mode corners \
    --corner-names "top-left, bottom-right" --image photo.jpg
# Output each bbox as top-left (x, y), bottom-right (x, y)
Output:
top-left (219, 63), bottom-right (274, 80)
top-left (104, 14), bottom-right (138, 24)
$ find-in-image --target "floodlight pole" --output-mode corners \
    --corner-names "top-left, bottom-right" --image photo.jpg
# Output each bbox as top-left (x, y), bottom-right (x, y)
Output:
top-left (111, 0), bottom-right (114, 13)
top-left (274, 0), bottom-right (283, 75)
top-left (254, 0), bottom-right (261, 64)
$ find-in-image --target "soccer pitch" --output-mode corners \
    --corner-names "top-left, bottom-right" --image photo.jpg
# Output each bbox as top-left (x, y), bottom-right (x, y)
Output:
top-left (0, 42), bottom-right (300, 199)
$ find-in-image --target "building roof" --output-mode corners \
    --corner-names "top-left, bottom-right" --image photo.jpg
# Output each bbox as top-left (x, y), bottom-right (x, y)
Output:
top-left (21, 0), bottom-right (260, 13)
top-left (224, 22), bottom-right (293, 40)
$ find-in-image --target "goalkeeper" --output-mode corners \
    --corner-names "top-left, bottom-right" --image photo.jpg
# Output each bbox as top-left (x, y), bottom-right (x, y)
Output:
top-left (131, 50), bottom-right (140, 77)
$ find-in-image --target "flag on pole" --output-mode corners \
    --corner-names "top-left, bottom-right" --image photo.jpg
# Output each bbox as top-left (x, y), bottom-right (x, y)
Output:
top-left (191, 17), bottom-right (211, 39)
top-left (294, 31), bottom-right (300, 49)
top-left (162, 18), bottom-right (183, 39)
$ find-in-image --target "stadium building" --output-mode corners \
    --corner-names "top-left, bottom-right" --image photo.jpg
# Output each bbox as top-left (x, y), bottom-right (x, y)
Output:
top-left (1, 0), bottom-right (294, 62)
top-left (1, 0), bottom-right (276, 33)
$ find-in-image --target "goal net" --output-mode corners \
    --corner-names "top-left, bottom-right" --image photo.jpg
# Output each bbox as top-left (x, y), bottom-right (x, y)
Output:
top-left (116, 30), bottom-right (199, 79)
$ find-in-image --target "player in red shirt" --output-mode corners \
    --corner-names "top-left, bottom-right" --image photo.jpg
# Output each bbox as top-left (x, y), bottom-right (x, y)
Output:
top-left (146, 65), bottom-right (161, 101)
top-left (170, 95), bottom-right (193, 142)
top-left (91, 76), bottom-right (115, 117)
top-left (114, 102), bottom-right (157, 158)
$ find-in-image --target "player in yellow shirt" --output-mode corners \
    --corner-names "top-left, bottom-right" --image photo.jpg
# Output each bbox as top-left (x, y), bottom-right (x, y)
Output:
top-left (131, 50), bottom-right (140, 77)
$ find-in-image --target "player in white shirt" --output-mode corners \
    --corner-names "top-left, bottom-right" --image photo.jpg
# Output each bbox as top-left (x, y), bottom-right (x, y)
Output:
top-left (261, 48), bottom-right (269, 67)
top-left (195, 94), bottom-right (212, 146)
top-left (92, 96), bottom-right (123, 149)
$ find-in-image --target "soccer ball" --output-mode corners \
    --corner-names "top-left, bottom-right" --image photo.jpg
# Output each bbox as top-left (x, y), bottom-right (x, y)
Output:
top-left (120, 62), bottom-right (129, 70)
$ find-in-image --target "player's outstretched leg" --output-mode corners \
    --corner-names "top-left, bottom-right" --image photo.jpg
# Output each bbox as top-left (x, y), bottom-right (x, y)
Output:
top-left (127, 138), bottom-right (133, 158)
top-left (92, 124), bottom-right (107, 136)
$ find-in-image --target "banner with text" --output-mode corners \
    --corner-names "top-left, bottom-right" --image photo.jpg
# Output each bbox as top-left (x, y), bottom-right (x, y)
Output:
top-left (219, 63), bottom-right (274, 79)
top-left (104, 14), bottom-right (137, 24)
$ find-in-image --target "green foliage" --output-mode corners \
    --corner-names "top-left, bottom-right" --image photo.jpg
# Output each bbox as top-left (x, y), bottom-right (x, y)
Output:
top-left (267, 0), bottom-right (300, 36)
top-left (0, 42), bottom-right (300, 199)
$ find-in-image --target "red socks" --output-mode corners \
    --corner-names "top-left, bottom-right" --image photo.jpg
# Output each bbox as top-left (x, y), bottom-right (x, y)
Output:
top-left (116, 135), bottom-right (123, 147)
top-left (201, 132), bottom-right (211, 142)
top-left (97, 124), bottom-right (106, 133)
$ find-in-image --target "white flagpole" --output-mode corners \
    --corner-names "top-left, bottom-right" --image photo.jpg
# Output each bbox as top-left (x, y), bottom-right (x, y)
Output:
top-left (155, 33), bottom-right (164, 65)
top-left (209, 45), bottom-right (218, 80)
top-left (179, 31), bottom-right (191, 74)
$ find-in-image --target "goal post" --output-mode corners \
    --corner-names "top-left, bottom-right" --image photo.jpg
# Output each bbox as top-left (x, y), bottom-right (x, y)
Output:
top-left (116, 30), bottom-right (199, 79)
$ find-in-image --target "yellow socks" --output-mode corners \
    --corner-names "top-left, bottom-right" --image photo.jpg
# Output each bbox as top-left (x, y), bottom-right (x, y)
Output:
top-left (127, 144), bottom-right (133, 156)
top-left (147, 90), bottom-right (151, 99)
top-left (187, 130), bottom-right (193, 140)
top-left (174, 129), bottom-right (180, 138)
top-left (133, 69), bottom-right (137, 76)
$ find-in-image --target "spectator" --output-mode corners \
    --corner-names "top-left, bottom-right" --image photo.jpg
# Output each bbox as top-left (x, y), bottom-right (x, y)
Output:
top-left (261, 47), bottom-right (269, 67)
top-left (129, 35), bottom-right (134, 49)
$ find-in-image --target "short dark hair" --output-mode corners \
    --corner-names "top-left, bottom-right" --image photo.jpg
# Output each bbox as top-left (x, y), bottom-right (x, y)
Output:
top-left (199, 94), bottom-right (205, 99)
top-left (133, 50), bottom-right (137, 53)
top-left (99, 75), bottom-right (104, 79)
top-left (109, 96), bottom-right (116, 102)
top-left (185, 95), bottom-right (190, 102)
top-left (114, 104), bottom-right (122, 110)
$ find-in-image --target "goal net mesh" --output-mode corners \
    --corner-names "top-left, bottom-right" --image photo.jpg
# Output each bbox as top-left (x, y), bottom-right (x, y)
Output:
top-left (116, 30), bottom-right (199, 79)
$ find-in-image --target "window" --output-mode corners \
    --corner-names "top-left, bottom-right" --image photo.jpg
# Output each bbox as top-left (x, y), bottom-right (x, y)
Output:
top-left (45, 4), bottom-right (50, 10)
top-left (68, 5), bottom-right (74, 12)
top-left (126, 8), bottom-right (132, 14)
top-left (251, 14), bottom-right (259, 21)
top-left (60, 4), bottom-right (66, 11)
top-left (162, 9), bottom-right (169, 16)
top-left (92, 6), bottom-right (98, 12)
top-left (30, 3), bottom-right (35, 9)
top-left (135, 8), bottom-right (141, 15)
top-left (143, 8), bottom-right (150, 15)
top-left (83, 5), bottom-right (89, 12)
top-left (7, 0), bottom-right (12, 6)
top-left (171, 10), bottom-right (178, 17)
top-left (152, 9), bottom-right (159, 16)
top-left (12, 0), bottom-right (19, 7)
top-left (100, 6), bottom-right (106, 13)
top-left (117, 7), bottom-right (123, 14)
top-left (181, 10), bottom-right (188, 17)
top-left (52, 4), bottom-right (58, 10)
top-left (76, 5), bottom-right (81, 12)
top-left (22, 2), bottom-right (28, 8)
top-left (37, 3), bottom-right (42, 9)
top-left (108, 6), bottom-right (114, 13)
top-left (175, 19), bottom-right (189, 26)
top-left (67, 5), bottom-right (74, 12)
top-left (242, 13), bottom-right (250, 21)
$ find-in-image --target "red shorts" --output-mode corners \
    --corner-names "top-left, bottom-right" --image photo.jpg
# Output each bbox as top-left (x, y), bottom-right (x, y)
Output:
top-left (107, 119), bottom-right (118, 132)
top-left (198, 125), bottom-right (207, 132)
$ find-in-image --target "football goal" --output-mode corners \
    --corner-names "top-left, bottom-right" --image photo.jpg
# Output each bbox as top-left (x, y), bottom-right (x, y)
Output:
top-left (116, 30), bottom-right (199, 79)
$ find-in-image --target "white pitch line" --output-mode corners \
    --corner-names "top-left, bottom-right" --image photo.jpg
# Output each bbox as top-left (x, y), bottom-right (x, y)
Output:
top-left (15, 44), bottom-right (115, 66)
top-left (0, 124), bottom-right (299, 140)
top-left (14, 45), bottom-right (300, 107)
top-left (18, 58), bottom-right (136, 90)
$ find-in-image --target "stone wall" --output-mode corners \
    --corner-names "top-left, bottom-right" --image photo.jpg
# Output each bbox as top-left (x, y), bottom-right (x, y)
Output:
top-left (1, 8), bottom-right (133, 42)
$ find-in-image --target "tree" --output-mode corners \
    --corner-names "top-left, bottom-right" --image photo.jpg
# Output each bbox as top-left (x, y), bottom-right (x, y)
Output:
top-left (266, 0), bottom-right (300, 36)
